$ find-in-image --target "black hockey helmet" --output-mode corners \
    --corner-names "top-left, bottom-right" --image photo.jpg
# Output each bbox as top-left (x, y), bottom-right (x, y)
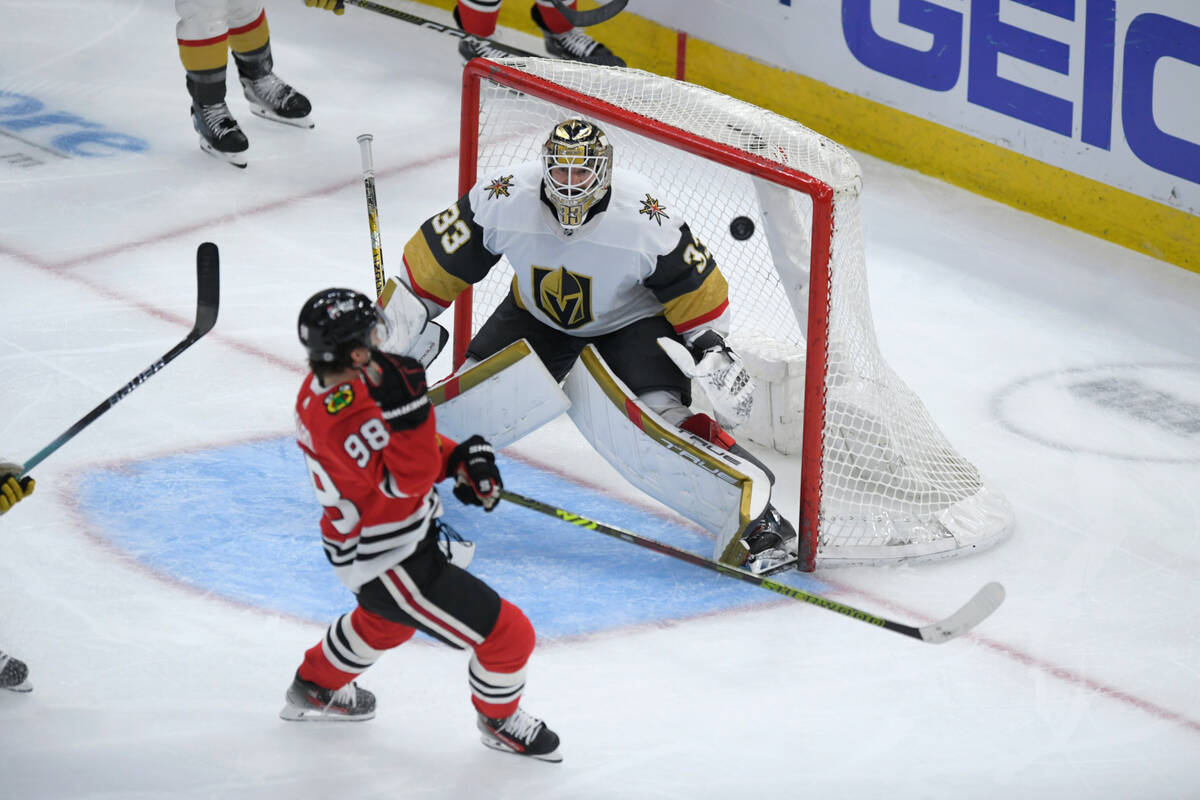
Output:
top-left (297, 288), bottom-right (379, 363)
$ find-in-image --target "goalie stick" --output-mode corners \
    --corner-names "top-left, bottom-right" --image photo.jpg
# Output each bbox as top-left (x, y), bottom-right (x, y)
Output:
top-left (337, 0), bottom-right (536, 57)
top-left (20, 243), bottom-right (220, 476)
top-left (500, 489), bottom-right (1006, 644)
top-left (357, 133), bottom-right (385, 298)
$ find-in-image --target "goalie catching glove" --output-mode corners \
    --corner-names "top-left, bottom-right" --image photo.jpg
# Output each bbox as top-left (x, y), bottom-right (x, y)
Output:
top-left (362, 351), bottom-right (431, 431)
top-left (447, 435), bottom-right (502, 511)
top-left (657, 331), bottom-right (754, 430)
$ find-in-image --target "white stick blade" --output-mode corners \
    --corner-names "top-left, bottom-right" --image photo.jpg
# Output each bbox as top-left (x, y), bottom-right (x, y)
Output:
top-left (919, 582), bottom-right (1005, 644)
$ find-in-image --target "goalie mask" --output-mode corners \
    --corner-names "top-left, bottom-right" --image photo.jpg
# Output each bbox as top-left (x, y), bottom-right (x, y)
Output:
top-left (541, 118), bottom-right (612, 231)
top-left (297, 288), bottom-right (389, 364)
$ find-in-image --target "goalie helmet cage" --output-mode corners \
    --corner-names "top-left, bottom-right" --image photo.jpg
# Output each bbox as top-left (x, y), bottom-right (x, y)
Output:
top-left (456, 58), bottom-right (1014, 571)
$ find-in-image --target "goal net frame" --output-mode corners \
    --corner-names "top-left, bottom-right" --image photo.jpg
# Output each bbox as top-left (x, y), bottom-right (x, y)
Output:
top-left (455, 58), bottom-right (1012, 572)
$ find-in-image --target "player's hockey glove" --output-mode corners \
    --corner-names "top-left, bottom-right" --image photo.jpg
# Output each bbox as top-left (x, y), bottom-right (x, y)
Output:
top-left (304, 0), bottom-right (345, 15)
top-left (657, 331), bottom-right (754, 430)
top-left (362, 351), bottom-right (431, 432)
top-left (447, 435), bottom-right (502, 511)
top-left (0, 461), bottom-right (34, 515)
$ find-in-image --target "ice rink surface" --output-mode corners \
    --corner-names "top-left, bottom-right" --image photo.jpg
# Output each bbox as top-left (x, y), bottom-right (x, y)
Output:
top-left (2, 2), bottom-right (1199, 798)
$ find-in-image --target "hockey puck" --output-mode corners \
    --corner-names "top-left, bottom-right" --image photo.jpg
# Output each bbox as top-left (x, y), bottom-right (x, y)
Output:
top-left (729, 216), bottom-right (755, 241)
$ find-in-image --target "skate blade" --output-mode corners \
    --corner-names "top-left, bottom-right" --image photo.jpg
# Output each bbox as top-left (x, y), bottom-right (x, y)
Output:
top-left (247, 105), bottom-right (315, 129)
top-left (279, 704), bottom-right (375, 722)
top-left (1, 681), bottom-right (32, 693)
top-left (198, 139), bottom-right (248, 169)
top-left (480, 734), bottom-right (563, 763)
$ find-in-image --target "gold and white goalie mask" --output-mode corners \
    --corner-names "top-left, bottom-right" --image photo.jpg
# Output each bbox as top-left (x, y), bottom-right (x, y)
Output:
top-left (541, 118), bottom-right (613, 231)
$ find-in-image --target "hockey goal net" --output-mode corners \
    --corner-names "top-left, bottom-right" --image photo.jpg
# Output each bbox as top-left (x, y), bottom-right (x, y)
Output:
top-left (457, 58), bottom-right (1013, 570)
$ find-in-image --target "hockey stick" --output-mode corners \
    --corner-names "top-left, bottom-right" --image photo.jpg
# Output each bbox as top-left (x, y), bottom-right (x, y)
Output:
top-left (500, 489), bottom-right (1006, 644)
top-left (548, 0), bottom-right (628, 27)
top-left (357, 133), bottom-right (385, 298)
top-left (337, 0), bottom-right (536, 57)
top-left (19, 243), bottom-right (220, 476)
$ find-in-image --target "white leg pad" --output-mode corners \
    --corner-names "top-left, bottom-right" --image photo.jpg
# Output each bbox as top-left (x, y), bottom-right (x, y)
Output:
top-left (564, 345), bottom-right (771, 564)
top-left (428, 340), bottom-right (570, 450)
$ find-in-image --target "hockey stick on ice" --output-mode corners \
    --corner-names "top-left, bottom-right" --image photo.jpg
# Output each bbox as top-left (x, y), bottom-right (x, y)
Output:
top-left (357, 133), bottom-right (386, 298)
top-left (500, 489), bottom-right (1006, 644)
top-left (19, 243), bottom-right (220, 475)
top-left (548, 0), bottom-right (628, 27)
top-left (336, 0), bottom-right (537, 57)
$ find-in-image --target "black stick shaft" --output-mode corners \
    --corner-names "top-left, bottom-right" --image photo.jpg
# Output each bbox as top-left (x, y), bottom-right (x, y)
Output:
top-left (499, 489), bottom-right (927, 641)
top-left (340, 0), bottom-right (536, 56)
top-left (20, 243), bottom-right (220, 475)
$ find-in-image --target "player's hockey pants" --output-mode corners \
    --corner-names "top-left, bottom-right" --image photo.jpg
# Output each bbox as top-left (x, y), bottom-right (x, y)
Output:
top-left (295, 540), bottom-right (536, 719)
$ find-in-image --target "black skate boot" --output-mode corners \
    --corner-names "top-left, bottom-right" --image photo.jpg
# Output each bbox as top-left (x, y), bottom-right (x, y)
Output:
top-left (240, 73), bottom-right (314, 129)
top-left (533, 5), bottom-right (625, 66)
top-left (191, 102), bottom-right (249, 168)
top-left (739, 504), bottom-right (799, 575)
top-left (279, 671), bottom-right (375, 721)
top-left (478, 707), bottom-right (562, 762)
top-left (0, 651), bottom-right (31, 693)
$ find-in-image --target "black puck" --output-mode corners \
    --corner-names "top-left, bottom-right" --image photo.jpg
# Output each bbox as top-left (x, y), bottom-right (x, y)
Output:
top-left (729, 215), bottom-right (755, 241)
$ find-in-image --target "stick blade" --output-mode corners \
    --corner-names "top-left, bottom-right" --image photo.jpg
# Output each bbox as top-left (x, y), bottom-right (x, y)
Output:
top-left (919, 582), bottom-right (1006, 644)
top-left (194, 242), bottom-right (220, 337)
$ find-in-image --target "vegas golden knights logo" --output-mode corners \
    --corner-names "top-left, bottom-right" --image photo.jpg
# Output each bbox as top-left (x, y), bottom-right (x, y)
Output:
top-left (532, 266), bottom-right (593, 329)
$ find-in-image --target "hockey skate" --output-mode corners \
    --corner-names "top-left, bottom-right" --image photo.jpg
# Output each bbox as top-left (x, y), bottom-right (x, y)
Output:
top-left (478, 707), bottom-right (562, 762)
top-left (458, 35), bottom-right (516, 63)
top-left (543, 27), bottom-right (625, 66)
top-left (191, 102), bottom-right (249, 168)
top-left (279, 672), bottom-right (375, 721)
top-left (739, 505), bottom-right (799, 575)
top-left (0, 652), bottom-right (31, 693)
top-left (240, 73), bottom-right (314, 129)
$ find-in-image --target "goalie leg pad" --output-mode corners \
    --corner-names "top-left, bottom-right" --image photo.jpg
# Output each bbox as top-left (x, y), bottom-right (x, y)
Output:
top-left (565, 345), bottom-right (772, 564)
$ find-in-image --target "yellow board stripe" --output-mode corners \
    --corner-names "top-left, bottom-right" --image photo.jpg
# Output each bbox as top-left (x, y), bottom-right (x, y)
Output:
top-left (411, 0), bottom-right (1197, 274)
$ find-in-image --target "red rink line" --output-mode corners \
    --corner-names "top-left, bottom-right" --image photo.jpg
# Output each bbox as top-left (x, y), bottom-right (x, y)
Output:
top-left (4, 154), bottom-right (1198, 740)
top-left (0, 151), bottom-right (456, 375)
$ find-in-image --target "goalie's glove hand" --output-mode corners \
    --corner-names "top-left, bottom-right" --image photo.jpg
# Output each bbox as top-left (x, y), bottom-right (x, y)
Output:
top-left (0, 461), bottom-right (34, 515)
top-left (657, 331), bottom-right (754, 430)
top-left (362, 351), bottom-right (431, 432)
top-left (447, 435), bottom-right (502, 511)
top-left (304, 0), bottom-right (345, 14)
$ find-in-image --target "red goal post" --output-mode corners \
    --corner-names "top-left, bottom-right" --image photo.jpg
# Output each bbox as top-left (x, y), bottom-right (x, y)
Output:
top-left (456, 58), bottom-right (1013, 571)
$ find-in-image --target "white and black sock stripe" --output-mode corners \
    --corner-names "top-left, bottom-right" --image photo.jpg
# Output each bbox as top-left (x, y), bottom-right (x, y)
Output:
top-left (320, 613), bottom-right (385, 675)
top-left (469, 653), bottom-right (526, 708)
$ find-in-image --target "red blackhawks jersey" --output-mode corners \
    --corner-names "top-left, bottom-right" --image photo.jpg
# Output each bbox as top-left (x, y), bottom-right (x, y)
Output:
top-left (294, 372), bottom-right (455, 593)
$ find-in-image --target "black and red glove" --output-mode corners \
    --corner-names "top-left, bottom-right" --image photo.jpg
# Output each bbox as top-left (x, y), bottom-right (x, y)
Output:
top-left (362, 351), bottom-right (430, 431)
top-left (447, 435), bottom-right (502, 511)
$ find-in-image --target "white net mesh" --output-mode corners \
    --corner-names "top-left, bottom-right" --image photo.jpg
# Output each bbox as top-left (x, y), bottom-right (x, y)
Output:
top-left (464, 59), bottom-right (1012, 566)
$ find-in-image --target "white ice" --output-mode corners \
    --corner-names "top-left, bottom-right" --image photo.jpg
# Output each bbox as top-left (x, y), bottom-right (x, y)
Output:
top-left (2, 2), bottom-right (1199, 798)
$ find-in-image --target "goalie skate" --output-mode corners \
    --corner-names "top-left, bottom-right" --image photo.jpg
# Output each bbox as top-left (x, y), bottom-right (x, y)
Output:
top-left (739, 505), bottom-right (799, 575)
top-left (0, 652), bottom-right (31, 693)
top-left (279, 672), bottom-right (375, 721)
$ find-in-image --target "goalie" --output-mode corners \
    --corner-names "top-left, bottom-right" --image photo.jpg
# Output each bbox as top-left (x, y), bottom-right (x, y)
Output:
top-left (381, 118), bottom-right (797, 573)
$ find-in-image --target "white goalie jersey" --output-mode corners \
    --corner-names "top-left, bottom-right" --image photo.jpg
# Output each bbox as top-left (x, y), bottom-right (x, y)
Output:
top-left (398, 160), bottom-right (732, 341)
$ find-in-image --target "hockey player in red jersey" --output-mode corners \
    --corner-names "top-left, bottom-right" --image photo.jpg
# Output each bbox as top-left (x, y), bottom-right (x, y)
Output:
top-left (279, 288), bottom-right (561, 763)
top-left (454, 1), bottom-right (624, 65)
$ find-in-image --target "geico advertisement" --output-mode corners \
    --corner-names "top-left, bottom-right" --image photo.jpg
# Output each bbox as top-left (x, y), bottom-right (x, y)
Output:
top-left (635, 0), bottom-right (1199, 216)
